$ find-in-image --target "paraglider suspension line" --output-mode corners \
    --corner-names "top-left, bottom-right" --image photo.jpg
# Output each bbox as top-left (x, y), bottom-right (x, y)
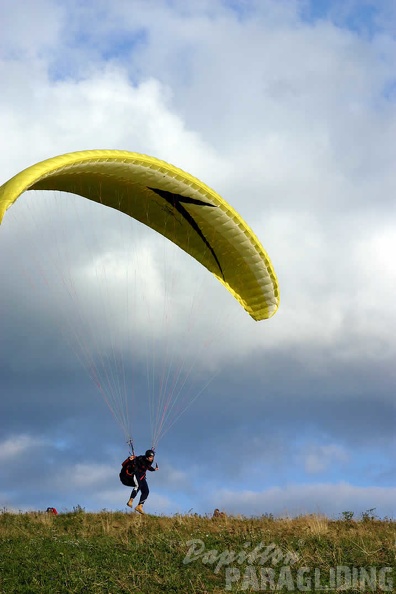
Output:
top-left (127, 438), bottom-right (135, 457)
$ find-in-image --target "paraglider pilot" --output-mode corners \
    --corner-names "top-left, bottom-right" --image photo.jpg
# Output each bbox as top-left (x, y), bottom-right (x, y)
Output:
top-left (120, 449), bottom-right (158, 514)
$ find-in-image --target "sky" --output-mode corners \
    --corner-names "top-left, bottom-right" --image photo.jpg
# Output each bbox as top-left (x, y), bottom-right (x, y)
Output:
top-left (0, 0), bottom-right (395, 519)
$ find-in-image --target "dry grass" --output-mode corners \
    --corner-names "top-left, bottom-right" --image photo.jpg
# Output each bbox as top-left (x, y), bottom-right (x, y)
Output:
top-left (302, 513), bottom-right (329, 535)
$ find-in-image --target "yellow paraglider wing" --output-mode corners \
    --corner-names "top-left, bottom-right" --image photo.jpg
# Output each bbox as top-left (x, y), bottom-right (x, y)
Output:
top-left (0, 150), bottom-right (279, 320)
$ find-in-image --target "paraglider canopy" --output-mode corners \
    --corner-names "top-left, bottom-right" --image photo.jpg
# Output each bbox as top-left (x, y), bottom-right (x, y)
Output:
top-left (0, 149), bottom-right (279, 320)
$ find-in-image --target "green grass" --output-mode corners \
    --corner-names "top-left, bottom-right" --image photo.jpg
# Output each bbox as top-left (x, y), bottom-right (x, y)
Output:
top-left (0, 509), bottom-right (395, 593)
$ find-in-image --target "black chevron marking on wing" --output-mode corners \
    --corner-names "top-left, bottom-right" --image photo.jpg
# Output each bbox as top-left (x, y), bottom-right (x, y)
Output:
top-left (148, 187), bottom-right (224, 279)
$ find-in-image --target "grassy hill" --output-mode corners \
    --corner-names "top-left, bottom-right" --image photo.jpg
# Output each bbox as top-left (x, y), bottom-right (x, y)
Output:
top-left (0, 508), bottom-right (395, 593)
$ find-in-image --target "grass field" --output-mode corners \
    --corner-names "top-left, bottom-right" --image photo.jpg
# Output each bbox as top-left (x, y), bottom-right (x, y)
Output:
top-left (0, 508), bottom-right (395, 593)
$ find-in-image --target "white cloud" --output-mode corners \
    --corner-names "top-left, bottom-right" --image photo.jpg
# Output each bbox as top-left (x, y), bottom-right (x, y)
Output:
top-left (0, 0), bottom-right (63, 59)
top-left (302, 444), bottom-right (349, 475)
top-left (214, 483), bottom-right (396, 518)
top-left (52, 462), bottom-right (114, 490)
top-left (0, 435), bottom-right (45, 462)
